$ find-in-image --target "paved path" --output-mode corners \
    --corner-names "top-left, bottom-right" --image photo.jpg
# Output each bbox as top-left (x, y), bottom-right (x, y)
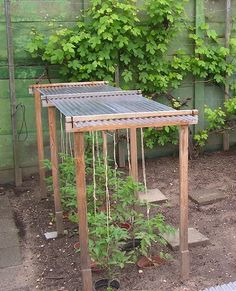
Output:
top-left (0, 195), bottom-right (22, 268)
top-left (0, 193), bottom-right (32, 291)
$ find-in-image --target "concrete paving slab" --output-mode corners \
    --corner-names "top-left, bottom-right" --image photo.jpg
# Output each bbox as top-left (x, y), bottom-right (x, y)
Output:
top-left (0, 218), bottom-right (18, 233)
top-left (138, 188), bottom-right (168, 203)
top-left (189, 189), bottom-right (227, 206)
top-left (0, 207), bottom-right (13, 219)
top-left (0, 231), bottom-right (20, 249)
top-left (0, 265), bottom-right (32, 291)
top-left (162, 227), bottom-right (210, 250)
top-left (0, 196), bottom-right (11, 209)
top-left (0, 246), bottom-right (22, 268)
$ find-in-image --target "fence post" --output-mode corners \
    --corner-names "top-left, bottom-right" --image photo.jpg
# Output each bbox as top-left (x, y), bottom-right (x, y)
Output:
top-left (4, 0), bottom-right (22, 186)
top-left (194, 0), bottom-right (205, 134)
top-left (223, 0), bottom-right (231, 151)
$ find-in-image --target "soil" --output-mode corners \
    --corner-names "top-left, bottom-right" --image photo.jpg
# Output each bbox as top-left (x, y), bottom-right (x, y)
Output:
top-left (4, 148), bottom-right (236, 291)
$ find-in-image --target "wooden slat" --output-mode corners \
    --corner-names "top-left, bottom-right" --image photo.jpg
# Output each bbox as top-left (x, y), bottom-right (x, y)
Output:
top-left (43, 90), bottom-right (141, 100)
top-left (66, 116), bottom-right (198, 133)
top-left (179, 125), bottom-right (189, 280)
top-left (29, 81), bottom-right (108, 93)
top-left (34, 90), bottom-right (47, 198)
top-left (48, 107), bottom-right (64, 236)
top-left (74, 132), bottom-right (93, 291)
top-left (67, 109), bottom-right (198, 123)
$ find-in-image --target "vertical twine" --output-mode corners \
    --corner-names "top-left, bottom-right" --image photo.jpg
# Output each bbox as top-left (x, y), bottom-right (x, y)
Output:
top-left (126, 129), bottom-right (131, 173)
top-left (103, 131), bottom-right (111, 241)
top-left (113, 131), bottom-right (118, 191)
top-left (92, 132), bottom-right (97, 216)
top-left (140, 128), bottom-right (150, 219)
top-left (95, 131), bottom-right (101, 165)
top-left (68, 132), bottom-right (73, 157)
top-left (60, 112), bottom-right (65, 160)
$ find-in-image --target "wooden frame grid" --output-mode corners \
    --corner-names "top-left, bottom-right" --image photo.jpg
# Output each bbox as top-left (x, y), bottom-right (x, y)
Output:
top-left (31, 81), bottom-right (198, 291)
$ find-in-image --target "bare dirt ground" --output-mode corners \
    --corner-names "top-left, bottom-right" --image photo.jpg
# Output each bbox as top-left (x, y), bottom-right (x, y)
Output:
top-left (5, 148), bottom-right (236, 291)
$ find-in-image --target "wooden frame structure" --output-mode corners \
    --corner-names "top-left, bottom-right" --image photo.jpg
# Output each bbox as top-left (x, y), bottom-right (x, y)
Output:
top-left (31, 81), bottom-right (198, 290)
top-left (29, 81), bottom-right (115, 235)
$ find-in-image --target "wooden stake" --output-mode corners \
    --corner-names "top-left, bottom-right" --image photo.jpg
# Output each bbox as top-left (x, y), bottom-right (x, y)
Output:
top-left (74, 132), bottom-right (93, 291)
top-left (130, 128), bottom-right (138, 182)
top-left (48, 107), bottom-right (64, 236)
top-left (34, 90), bottom-right (47, 198)
top-left (179, 125), bottom-right (189, 280)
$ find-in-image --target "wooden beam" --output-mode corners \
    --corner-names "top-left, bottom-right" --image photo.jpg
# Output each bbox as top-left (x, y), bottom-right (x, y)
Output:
top-left (179, 125), bottom-right (190, 280)
top-left (42, 90), bottom-right (141, 102)
top-left (48, 107), bottom-right (64, 235)
top-left (29, 81), bottom-right (108, 93)
top-left (74, 132), bottom-right (93, 291)
top-left (34, 90), bottom-right (47, 198)
top-left (130, 128), bottom-right (138, 182)
top-left (68, 109), bottom-right (198, 123)
top-left (66, 116), bottom-right (198, 133)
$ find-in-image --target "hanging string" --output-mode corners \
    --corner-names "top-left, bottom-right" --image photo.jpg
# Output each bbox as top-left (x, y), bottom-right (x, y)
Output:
top-left (126, 129), bottom-right (131, 173)
top-left (113, 131), bottom-right (119, 192)
top-left (68, 132), bottom-right (73, 157)
top-left (140, 128), bottom-right (150, 220)
top-left (103, 131), bottom-right (111, 221)
top-left (95, 131), bottom-right (101, 165)
top-left (65, 132), bottom-right (68, 156)
top-left (92, 132), bottom-right (97, 216)
top-left (60, 112), bottom-right (65, 160)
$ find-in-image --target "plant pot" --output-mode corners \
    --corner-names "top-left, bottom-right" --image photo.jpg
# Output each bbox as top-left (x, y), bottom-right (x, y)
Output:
top-left (73, 244), bottom-right (102, 272)
top-left (63, 212), bottom-right (69, 219)
top-left (116, 222), bottom-right (132, 231)
top-left (137, 255), bottom-right (165, 268)
top-left (73, 241), bottom-right (80, 250)
top-left (120, 238), bottom-right (141, 252)
top-left (90, 259), bottom-right (102, 273)
top-left (94, 279), bottom-right (120, 291)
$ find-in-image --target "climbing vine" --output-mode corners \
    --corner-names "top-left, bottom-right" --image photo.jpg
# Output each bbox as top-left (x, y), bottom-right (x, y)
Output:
top-left (27, 0), bottom-right (236, 151)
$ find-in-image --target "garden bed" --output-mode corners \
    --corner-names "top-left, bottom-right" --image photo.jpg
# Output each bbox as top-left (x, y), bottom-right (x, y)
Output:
top-left (7, 149), bottom-right (236, 291)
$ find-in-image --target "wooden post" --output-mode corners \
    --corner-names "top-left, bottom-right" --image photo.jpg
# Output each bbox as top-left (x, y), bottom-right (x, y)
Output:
top-left (34, 90), bottom-right (47, 198)
top-left (48, 107), bottom-right (64, 235)
top-left (223, 0), bottom-right (231, 151)
top-left (194, 0), bottom-right (205, 134)
top-left (179, 125), bottom-right (189, 280)
top-left (74, 132), bottom-right (93, 291)
top-left (4, 0), bottom-right (22, 187)
top-left (130, 128), bottom-right (138, 182)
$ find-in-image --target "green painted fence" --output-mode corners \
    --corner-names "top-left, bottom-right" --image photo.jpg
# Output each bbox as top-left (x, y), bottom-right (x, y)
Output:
top-left (0, 0), bottom-right (235, 184)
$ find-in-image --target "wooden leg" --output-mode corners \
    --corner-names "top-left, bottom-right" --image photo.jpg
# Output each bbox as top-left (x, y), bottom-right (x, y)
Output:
top-left (34, 91), bottom-right (47, 198)
top-left (48, 107), bottom-right (64, 236)
top-left (179, 125), bottom-right (189, 280)
top-left (130, 128), bottom-right (138, 182)
top-left (74, 132), bottom-right (93, 291)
